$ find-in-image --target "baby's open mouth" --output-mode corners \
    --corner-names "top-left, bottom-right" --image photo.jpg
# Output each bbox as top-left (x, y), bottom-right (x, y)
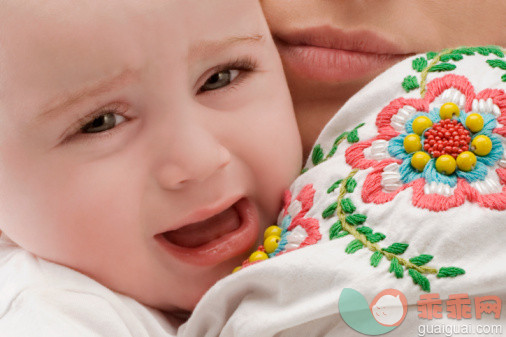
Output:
top-left (162, 202), bottom-right (241, 248)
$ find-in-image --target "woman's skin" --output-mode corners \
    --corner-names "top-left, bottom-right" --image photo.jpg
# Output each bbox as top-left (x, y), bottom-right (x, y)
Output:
top-left (261, 0), bottom-right (506, 157)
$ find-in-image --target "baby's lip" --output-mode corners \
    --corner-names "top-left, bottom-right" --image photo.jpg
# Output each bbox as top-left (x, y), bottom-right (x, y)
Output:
top-left (162, 203), bottom-right (241, 248)
top-left (155, 198), bottom-right (259, 266)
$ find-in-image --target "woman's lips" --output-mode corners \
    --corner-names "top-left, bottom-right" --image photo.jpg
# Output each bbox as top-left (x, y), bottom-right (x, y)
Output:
top-left (274, 27), bottom-right (413, 82)
top-left (155, 198), bottom-right (259, 266)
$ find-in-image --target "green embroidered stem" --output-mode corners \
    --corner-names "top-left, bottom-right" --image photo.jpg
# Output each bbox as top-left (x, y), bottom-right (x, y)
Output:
top-left (419, 49), bottom-right (453, 98)
top-left (417, 46), bottom-right (506, 94)
top-left (335, 170), bottom-right (438, 275)
top-left (311, 123), bottom-right (365, 166)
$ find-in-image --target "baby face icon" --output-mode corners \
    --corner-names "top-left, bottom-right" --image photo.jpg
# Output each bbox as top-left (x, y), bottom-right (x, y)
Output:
top-left (370, 289), bottom-right (408, 327)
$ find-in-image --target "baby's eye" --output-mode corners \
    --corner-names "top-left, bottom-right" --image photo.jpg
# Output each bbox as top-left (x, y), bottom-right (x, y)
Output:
top-left (199, 69), bottom-right (240, 92)
top-left (81, 112), bottom-right (126, 133)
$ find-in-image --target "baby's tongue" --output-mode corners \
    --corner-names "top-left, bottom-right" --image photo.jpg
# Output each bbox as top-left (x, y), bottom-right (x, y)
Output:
top-left (163, 206), bottom-right (240, 248)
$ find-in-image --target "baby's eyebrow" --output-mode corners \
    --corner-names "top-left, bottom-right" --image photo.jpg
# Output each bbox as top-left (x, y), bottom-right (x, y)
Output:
top-left (189, 33), bottom-right (265, 61)
top-left (36, 68), bottom-right (139, 122)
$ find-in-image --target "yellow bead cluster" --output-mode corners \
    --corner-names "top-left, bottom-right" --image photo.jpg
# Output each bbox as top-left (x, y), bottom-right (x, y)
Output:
top-left (406, 103), bottom-right (493, 175)
top-left (408, 116), bottom-right (433, 172)
top-left (232, 225), bottom-right (283, 273)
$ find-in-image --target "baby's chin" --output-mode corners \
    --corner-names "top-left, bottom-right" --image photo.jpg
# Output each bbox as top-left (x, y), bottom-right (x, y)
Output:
top-left (155, 255), bottom-right (250, 313)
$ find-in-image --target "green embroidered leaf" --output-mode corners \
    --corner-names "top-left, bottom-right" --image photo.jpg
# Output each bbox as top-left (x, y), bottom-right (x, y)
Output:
top-left (335, 231), bottom-right (349, 238)
top-left (300, 167), bottom-right (309, 174)
top-left (366, 232), bottom-right (386, 243)
top-left (322, 202), bottom-right (338, 219)
top-left (437, 267), bottom-right (466, 278)
top-left (356, 226), bottom-right (373, 235)
top-left (345, 178), bottom-right (357, 193)
top-left (327, 179), bottom-right (343, 193)
top-left (347, 129), bottom-right (359, 143)
top-left (487, 59), bottom-right (506, 70)
top-left (370, 251), bottom-right (383, 267)
top-left (409, 269), bottom-right (431, 292)
top-left (383, 243), bottom-right (409, 255)
top-left (502, 74), bottom-right (506, 82)
top-left (311, 145), bottom-right (324, 165)
top-left (327, 132), bottom-right (348, 158)
top-left (487, 46), bottom-right (505, 57)
top-left (389, 257), bottom-right (404, 278)
top-left (429, 63), bottom-right (457, 72)
top-left (345, 214), bottom-right (367, 225)
top-left (426, 51), bottom-right (437, 60)
top-left (409, 254), bottom-right (434, 266)
top-left (340, 198), bottom-right (356, 214)
top-left (333, 131), bottom-right (348, 145)
top-left (476, 46), bottom-right (492, 56)
top-left (440, 53), bottom-right (463, 62)
top-left (402, 75), bottom-right (419, 92)
top-left (329, 221), bottom-right (342, 240)
top-left (327, 145), bottom-right (338, 158)
top-left (412, 57), bottom-right (428, 72)
top-left (333, 132), bottom-right (348, 146)
top-left (454, 47), bottom-right (475, 56)
top-left (345, 239), bottom-right (364, 254)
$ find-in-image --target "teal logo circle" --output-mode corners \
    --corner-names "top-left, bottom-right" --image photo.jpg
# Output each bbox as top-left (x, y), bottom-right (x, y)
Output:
top-left (339, 288), bottom-right (408, 335)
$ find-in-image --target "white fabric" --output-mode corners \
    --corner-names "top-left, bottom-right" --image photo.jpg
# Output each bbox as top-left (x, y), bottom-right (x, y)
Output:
top-left (179, 50), bottom-right (506, 336)
top-left (0, 234), bottom-right (178, 337)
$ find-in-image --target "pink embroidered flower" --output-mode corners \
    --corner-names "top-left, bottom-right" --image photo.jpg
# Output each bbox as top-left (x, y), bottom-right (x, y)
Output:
top-left (272, 184), bottom-right (322, 256)
top-left (241, 184), bottom-right (321, 268)
top-left (345, 74), bottom-right (506, 211)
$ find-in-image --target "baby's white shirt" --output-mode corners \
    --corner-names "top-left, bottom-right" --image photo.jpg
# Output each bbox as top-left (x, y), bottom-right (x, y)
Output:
top-left (0, 234), bottom-right (178, 337)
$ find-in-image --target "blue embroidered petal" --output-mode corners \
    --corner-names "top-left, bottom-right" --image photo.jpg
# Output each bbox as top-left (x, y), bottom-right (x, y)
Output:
top-left (457, 111), bottom-right (468, 127)
top-left (280, 215), bottom-right (292, 230)
top-left (270, 215), bottom-right (291, 257)
top-left (475, 134), bottom-right (504, 167)
top-left (388, 135), bottom-right (410, 160)
top-left (456, 161), bottom-right (489, 183)
top-left (398, 157), bottom-right (423, 184)
top-left (459, 111), bottom-right (496, 135)
top-left (473, 114), bottom-right (497, 136)
top-left (427, 108), bottom-right (442, 123)
top-left (270, 234), bottom-right (288, 257)
top-left (405, 110), bottom-right (440, 134)
top-left (422, 159), bottom-right (458, 187)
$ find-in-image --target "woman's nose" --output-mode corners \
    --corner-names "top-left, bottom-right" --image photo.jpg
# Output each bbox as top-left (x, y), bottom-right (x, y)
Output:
top-left (154, 126), bottom-right (231, 190)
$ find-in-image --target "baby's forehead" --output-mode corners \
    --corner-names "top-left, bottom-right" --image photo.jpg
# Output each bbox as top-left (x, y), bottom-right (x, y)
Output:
top-left (0, 0), bottom-right (269, 121)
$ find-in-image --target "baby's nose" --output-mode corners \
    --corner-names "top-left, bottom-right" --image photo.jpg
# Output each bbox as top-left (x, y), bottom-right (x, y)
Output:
top-left (155, 137), bottom-right (231, 190)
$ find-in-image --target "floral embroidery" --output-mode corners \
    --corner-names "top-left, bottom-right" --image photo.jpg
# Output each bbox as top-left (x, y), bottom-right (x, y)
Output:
top-left (270, 184), bottom-right (321, 257)
top-left (240, 184), bottom-right (321, 268)
top-left (346, 74), bottom-right (506, 211)
top-left (402, 46), bottom-right (506, 93)
top-left (325, 170), bottom-right (465, 292)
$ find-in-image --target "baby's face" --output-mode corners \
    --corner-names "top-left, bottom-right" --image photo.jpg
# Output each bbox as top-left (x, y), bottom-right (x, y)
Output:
top-left (0, 0), bottom-right (301, 311)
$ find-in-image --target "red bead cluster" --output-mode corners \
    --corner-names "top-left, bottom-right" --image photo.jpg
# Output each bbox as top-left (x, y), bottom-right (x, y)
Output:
top-left (423, 119), bottom-right (471, 158)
